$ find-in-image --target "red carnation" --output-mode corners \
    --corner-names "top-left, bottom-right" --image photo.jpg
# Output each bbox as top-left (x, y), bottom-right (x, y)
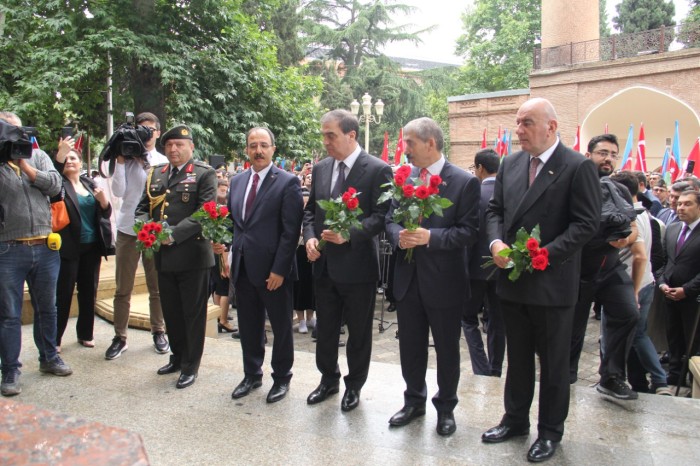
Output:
top-left (394, 173), bottom-right (407, 186)
top-left (429, 175), bottom-right (442, 188)
top-left (396, 165), bottom-right (411, 177)
top-left (532, 254), bottom-right (548, 271)
top-left (526, 238), bottom-right (539, 252)
top-left (152, 223), bottom-right (163, 233)
top-left (346, 197), bottom-right (359, 210)
top-left (402, 185), bottom-right (415, 198)
top-left (219, 206), bottom-right (229, 217)
top-left (415, 185), bottom-right (430, 199)
top-left (137, 230), bottom-right (150, 241)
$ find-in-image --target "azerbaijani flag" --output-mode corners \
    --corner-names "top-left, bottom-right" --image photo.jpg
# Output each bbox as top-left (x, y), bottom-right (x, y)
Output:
top-left (670, 120), bottom-right (682, 182)
top-left (661, 147), bottom-right (671, 184)
top-left (619, 124), bottom-right (634, 171)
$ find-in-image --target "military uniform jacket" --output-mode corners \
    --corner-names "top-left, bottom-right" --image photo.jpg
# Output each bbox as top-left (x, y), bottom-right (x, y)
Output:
top-left (135, 159), bottom-right (217, 272)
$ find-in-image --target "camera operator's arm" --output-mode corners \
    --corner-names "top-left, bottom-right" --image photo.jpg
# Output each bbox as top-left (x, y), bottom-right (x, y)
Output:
top-left (110, 156), bottom-right (129, 197)
top-left (19, 150), bottom-right (62, 197)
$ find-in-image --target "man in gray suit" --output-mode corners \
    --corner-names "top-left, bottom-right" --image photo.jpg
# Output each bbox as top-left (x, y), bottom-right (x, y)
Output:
top-left (303, 109), bottom-right (392, 412)
top-left (482, 98), bottom-right (600, 462)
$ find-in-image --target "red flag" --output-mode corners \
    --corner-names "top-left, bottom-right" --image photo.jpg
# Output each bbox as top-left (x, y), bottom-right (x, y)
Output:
top-left (634, 124), bottom-right (647, 173)
top-left (31, 136), bottom-right (40, 150)
top-left (243, 161), bottom-right (250, 170)
top-left (573, 125), bottom-right (580, 152)
top-left (74, 134), bottom-right (85, 154)
top-left (495, 126), bottom-right (504, 157)
top-left (481, 129), bottom-right (487, 149)
top-left (685, 137), bottom-right (700, 178)
top-left (604, 123), bottom-right (609, 133)
top-left (394, 128), bottom-right (404, 166)
top-left (381, 131), bottom-right (389, 163)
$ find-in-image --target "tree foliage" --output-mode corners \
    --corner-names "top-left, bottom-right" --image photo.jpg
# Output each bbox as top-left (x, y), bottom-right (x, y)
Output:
top-left (0, 0), bottom-right (322, 161)
top-left (456, 0), bottom-right (541, 93)
top-left (613, 0), bottom-right (675, 34)
top-left (600, 0), bottom-right (611, 37)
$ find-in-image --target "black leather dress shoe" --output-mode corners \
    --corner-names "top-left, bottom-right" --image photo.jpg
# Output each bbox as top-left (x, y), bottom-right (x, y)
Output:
top-left (266, 382), bottom-right (289, 403)
top-left (436, 411), bottom-right (456, 436)
top-left (307, 382), bottom-right (340, 405)
top-left (388, 405), bottom-right (426, 426)
top-left (176, 373), bottom-right (196, 389)
top-left (157, 361), bottom-right (180, 375)
top-left (481, 424), bottom-right (530, 443)
top-left (231, 376), bottom-right (263, 399)
top-left (340, 388), bottom-right (360, 412)
top-left (527, 438), bottom-right (559, 462)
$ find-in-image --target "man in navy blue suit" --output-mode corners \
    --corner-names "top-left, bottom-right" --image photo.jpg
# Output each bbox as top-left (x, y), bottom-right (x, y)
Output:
top-left (227, 127), bottom-right (303, 403)
top-left (385, 117), bottom-right (480, 436)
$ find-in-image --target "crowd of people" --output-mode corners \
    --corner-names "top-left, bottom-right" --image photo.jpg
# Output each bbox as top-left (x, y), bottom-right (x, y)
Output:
top-left (2, 99), bottom-right (700, 463)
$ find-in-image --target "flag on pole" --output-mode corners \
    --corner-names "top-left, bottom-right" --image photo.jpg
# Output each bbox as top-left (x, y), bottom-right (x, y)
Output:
top-left (670, 120), bottom-right (682, 182)
top-left (619, 124), bottom-right (634, 171)
top-left (573, 125), bottom-right (581, 152)
top-left (501, 129), bottom-right (509, 156)
top-left (661, 147), bottom-right (671, 184)
top-left (31, 136), bottom-right (40, 150)
top-left (685, 137), bottom-right (700, 178)
top-left (381, 131), bottom-right (389, 163)
top-left (634, 124), bottom-right (647, 173)
top-left (495, 126), bottom-right (504, 156)
top-left (481, 129), bottom-right (487, 149)
top-left (394, 128), bottom-right (404, 166)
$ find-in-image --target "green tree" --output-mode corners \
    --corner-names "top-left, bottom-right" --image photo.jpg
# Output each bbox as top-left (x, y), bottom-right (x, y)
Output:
top-left (613, 0), bottom-right (675, 33)
top-left (600, 0), bottom-right (611, 37)
top-left (455, 0), bottom-right (541, 93)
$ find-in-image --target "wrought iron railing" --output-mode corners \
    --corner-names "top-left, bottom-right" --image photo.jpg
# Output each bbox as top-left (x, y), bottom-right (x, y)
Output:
top-left (533, 21), bottom-right (700, 70)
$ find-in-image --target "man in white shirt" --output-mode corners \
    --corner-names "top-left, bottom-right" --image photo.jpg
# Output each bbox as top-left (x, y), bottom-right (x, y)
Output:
top-left (106, 112), bottom-right (169, 360)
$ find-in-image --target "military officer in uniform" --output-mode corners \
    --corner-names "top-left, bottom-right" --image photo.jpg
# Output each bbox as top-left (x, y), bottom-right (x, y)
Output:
top-left (135, 125), bottom-right (217, 389)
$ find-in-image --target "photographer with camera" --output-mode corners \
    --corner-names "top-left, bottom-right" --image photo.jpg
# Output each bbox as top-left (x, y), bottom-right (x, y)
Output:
top-left (106, 112), bottom-right (169, 360)
top-left (0, 111), bottom-right (73, 397)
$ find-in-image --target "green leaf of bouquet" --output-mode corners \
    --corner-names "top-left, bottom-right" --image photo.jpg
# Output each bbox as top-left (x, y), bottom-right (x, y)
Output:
top-left (439, 198), bottom-right (454, 208)
top-left (532, 224), bottom-right (541, 241)
top-left (515, 227), bottom-right (529, 244)
top-left (497, 247), bottom-right (513, 257)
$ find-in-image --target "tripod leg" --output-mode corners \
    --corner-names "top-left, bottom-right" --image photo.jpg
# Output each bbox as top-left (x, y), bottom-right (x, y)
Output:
top-left (675, 298), bottom-right (700, 397)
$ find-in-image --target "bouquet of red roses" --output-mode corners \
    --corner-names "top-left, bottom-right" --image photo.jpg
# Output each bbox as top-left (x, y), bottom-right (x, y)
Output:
top-left (483, 224), bottom-right (549, 281)
top-left (133, 220), bottom-right (172, 259)
top-left (316, 187), bottom-right (363, 251)
top-left (378, 165), bottom-right (453, 262)
top-left (192, 201), bottom-right (233, 244)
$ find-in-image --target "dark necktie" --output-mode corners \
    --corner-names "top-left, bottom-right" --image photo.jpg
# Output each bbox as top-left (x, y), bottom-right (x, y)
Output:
top-left (331, 161), bottom-right (346, 198)
top-left (245, 173), bottom-right (259, 220)
top-left (169, 166), bottom-right (179, 181)
top-left (528, 157), bottom-right (541, 187)
top-left (676, 225), bottom-right (690, 255)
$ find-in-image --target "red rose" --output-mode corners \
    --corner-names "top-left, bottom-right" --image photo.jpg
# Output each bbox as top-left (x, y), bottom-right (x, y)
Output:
top-left (208, 210), bottom-right (218, 219)
top-left (137, 230), bottom-right (150, 241)
top-left (532, 254), bottom-right (548, 271)
top-left (429, 186), bottom-right (439, 195)
top-left (219, 206), bottom-right (229, 217)
top-left (402, 185), bottom-right (415, 198)
top-left (342, 192), bottom-right (352, 203)
top-left (397, 165), bottom-right (411, 178)
top-left (149, 234), bottom-right (157, 243)
top-left (526, 237), bottom-right (539, 252)
top-left (152, 223), bottom-right (163, 233)
top-left (537, 247), bottom-right (549, 259)
top-left (529, 249), bottom-right (538, 258)
top-left (142, 223), bottom-right (153, 233)
top-left (429, 175), bottom-right (442, 188)
top-left (346, 198), bottom-right (359, 210)
top-left (415, 185), bottom-right (430, 199)
top-left (394, 173), bottom-right (407, 186)
top-left (143, 239), bottom-right (154, 248)
top-left (346, 187), bottom-right (357, 196)
top-left (203, 201), bottom-right (216, 211)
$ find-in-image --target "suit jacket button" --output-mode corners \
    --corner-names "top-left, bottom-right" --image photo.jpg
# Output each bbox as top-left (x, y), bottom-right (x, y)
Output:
top-left (163, 215), bottom-right (168, 220)
top-left (165, 202), bottom-right (169, 207)
top-left (166, 189), bottom-right (171, 194)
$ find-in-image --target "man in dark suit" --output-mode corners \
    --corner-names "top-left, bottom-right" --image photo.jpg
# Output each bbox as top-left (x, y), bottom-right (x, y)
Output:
top-left (303, 109), bottom-right (392, 412)
top-left (463, 148), bottom-right (505, 377)
top-left (657, 189), bottom-right (700, 386)
top-left (135, 125), bottom-right (216, 389)
top-left (483, 98), bottom-right (600, 462)
top-left (385, 117), bottom-right (480, 436)
top-left (227, 127), bottom-right (303, 403)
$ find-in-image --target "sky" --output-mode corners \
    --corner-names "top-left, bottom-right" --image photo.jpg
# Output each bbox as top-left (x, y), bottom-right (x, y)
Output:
top-left (382, 0), bottom-right (692, 66)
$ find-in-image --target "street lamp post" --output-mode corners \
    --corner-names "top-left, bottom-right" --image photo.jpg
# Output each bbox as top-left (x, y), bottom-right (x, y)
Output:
top-left (350, 93), bottom-right (384, 153)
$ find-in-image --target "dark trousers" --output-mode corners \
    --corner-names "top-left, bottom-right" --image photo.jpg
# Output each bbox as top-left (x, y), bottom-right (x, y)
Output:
top-left (462, 279), bottom-right (505, 376)
top-left (570, 265), bottom-right (639, 382)
top-left (397, 274), bottom-right (462, 413)
top-left (235, 259), bottom-right (294, 383)
top-left (314, 274), bottom-right (375, 390)
top-left (158, 267), bottom-right (209, 376)
top-left (56, 243), bottom-right (101, 345)
top-left (501, 299), bottom-right (573, 442)
top-left (665, 298), bottom-right (700, 383)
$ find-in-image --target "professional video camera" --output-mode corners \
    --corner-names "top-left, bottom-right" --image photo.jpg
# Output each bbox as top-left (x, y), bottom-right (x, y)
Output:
top-left (0, 120), bottom-right (33, 163)
top-left (98, 112), bottom-right (153, 176)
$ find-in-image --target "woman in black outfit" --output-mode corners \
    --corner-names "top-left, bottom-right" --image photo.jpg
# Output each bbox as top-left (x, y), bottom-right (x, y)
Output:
top-left (54, 139), bottom-right (112, 349)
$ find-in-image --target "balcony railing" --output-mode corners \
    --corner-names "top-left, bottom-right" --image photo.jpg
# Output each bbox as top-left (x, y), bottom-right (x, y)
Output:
top-left (533, 21), bottom-right (700, 70)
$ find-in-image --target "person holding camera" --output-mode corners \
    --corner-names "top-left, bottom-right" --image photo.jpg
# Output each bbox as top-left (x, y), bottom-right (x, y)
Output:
top-left (0, 111), bottom-right (73, 397)
top-left (107, 112), bottom-right (169, 360)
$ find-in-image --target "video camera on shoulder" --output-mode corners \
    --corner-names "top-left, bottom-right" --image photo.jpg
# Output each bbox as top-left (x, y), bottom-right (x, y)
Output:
top-left (98, 112), bottom-right (154, 176)
top-left (0, 120), bottom-right (34, 163)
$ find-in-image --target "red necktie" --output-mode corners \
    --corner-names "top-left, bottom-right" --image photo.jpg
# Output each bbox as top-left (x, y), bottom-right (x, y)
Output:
top-left (420, 168), bottom-right (429, 183)
top-left (244, 173), bottom-right (259, 220)
top-left (529, 157), bottom-right (541, 187)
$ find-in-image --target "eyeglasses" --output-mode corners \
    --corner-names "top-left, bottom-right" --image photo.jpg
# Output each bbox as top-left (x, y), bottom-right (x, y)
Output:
top-left (592, 150), bottom-right (619, 160)
top-left (247, 143), bottom-right (272, 150)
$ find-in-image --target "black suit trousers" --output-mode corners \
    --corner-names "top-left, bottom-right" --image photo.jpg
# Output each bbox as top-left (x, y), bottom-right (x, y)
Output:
top-left (665, 298), bottom-right (700, 382)
top-left (235, 258), bottom-right (294, 382)
top-left (314, 273), bottom-right (375, 390)
top-left (462, 279), bottom-right (505, 376)
top-left (500, 299), bottom-right (573, 442)
top-left (158, 267), bottom-right (209, 376)
top-left (397, 273), bottom-right (463, 413)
